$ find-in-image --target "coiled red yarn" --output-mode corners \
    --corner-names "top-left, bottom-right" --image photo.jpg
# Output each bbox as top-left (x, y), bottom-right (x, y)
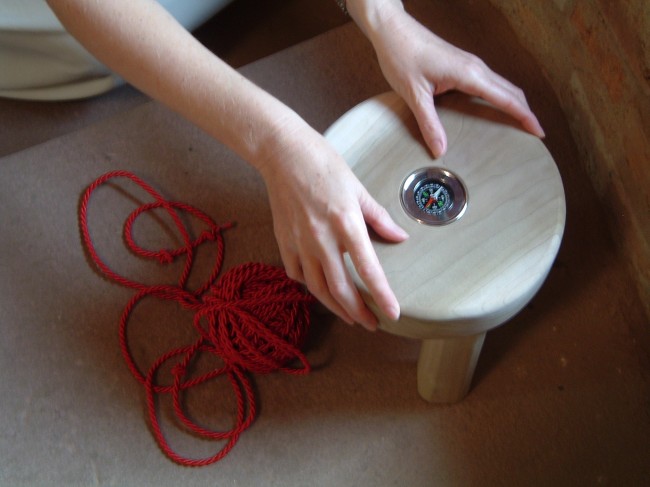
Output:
top-left (79, 170), bottom-right (314, 467)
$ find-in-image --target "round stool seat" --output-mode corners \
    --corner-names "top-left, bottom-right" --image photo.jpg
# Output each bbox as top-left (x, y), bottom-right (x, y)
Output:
top-left (325, 92), bottom-right (565, 402)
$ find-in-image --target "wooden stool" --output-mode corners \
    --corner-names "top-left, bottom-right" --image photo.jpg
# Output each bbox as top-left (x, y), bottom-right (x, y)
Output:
top-left (325, 92), bottom-right (565, 403)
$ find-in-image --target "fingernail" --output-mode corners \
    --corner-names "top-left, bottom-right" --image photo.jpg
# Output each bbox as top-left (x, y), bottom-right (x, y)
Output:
top-left (362, 322), bottom-right (378, 332)
top-left (530, 119), bottom-right (545, 138)
top-left (363, 314), bottom-right (378, 331)
top-left (387, 304), bottom-right (400, 322)
top-left (396, 227), bottom-right (409, 239)
top-left (432, 139), bottom-right (444, 158)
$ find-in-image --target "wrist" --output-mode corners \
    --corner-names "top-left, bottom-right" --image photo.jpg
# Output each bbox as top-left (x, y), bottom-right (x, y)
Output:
top-left (346, 0), bottom-right (405, 39)
top-left (251, 110), bottom-right (313, 179)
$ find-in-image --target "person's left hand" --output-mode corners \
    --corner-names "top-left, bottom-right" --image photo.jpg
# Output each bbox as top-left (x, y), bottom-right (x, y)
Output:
top-left (360, 5), bottom-right (545, 158)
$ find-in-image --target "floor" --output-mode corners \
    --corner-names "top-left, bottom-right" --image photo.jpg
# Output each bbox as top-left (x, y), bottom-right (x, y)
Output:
top-left (1, 1), bottom-right (649, 486)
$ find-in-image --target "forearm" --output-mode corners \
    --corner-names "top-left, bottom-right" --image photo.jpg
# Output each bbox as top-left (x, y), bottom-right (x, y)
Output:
top-left (46, 0), bottom-right (305, 171)
top-left (47, 0), bottom-right (407, 329)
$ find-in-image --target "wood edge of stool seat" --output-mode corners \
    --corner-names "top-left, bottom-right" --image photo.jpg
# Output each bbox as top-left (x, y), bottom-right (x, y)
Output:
top-left (355, 271), bottom-right (550, 339)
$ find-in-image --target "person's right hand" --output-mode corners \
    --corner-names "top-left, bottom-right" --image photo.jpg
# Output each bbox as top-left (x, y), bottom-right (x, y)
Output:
top-left (47, 0), bottom-right (410, 330)
top-left (258, 123), bottom-right (408, 330)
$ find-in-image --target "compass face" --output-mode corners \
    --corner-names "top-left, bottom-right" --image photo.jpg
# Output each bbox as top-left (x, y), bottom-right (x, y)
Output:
top-left (400, 167), bottom-right (468, 225)
top-left (414, 180), bottom-right (452, 215)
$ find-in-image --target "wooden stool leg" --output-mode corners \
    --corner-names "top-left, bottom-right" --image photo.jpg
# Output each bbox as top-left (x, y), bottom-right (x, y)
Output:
top-left (417, 332), bottom-right (486, 403)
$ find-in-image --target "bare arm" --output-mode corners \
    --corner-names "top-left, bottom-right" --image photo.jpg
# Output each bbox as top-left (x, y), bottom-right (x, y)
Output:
top-left (347, 0), bottom-right (545, 157)
top-left (47, 0), bottom-right (406, 330)
top-left (47, 0), bottom-right (543, 330)
top-left (47, 0), bottom-right (301, 166)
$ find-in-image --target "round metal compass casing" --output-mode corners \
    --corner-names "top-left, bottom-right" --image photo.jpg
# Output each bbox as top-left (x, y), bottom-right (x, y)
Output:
top-left (400, 167), bottom-right (468, 225)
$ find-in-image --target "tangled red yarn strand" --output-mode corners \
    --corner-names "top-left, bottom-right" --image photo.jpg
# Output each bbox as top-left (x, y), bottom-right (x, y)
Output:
top-left (79, 170), bottom-right (314, 467)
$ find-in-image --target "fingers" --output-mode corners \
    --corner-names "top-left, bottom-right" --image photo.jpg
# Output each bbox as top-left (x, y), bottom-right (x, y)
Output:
top-left (370, 8), bottom-right (544, 154)
top-left (279, 198), bottom-right (402, 331)
top-left (404, 69), bottom-right (544, 159)
top-left (284, 236), bottom-right (378, 331)
top-left (359, 192), bottom-right (409, 242)
top-left (405, 85), bottom-right (448, 158)
top-left (263, 127), bottom-right (403, 331)
top-left (301, 255), bottom-right (363, 327)
top-left (341, 197), bottom-right (401, 323)
top-left (343, 229), bottom-right (400, 324)
top-left (458, 57), bottom-right (545, 138)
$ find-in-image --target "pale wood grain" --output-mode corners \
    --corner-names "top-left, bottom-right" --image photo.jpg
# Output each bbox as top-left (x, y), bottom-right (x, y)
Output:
top-left (417, 333), bottom-right (486, 403)
top-left (326, 92), bottom-right (565, 402)
top-left (326, 91), bottom-right (566, 339)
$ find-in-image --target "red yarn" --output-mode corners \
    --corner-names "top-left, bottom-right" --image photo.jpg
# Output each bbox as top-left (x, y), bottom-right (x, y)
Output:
top-left (79, 170), bottom-right (314, 467)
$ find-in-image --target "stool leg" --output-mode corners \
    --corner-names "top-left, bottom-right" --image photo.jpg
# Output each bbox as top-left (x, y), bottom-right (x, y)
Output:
top-left (417, 332), bottom-right (486, 403)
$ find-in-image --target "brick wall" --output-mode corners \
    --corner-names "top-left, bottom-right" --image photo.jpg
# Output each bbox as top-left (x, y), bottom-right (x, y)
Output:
top-left (487, 0), bottom-right (650, 317)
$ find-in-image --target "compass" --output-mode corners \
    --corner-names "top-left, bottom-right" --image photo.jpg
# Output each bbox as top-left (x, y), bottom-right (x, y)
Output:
top-left (400, 167), bottom-right (468, 225)
top-left (414, 181), bottom-right (452, 215)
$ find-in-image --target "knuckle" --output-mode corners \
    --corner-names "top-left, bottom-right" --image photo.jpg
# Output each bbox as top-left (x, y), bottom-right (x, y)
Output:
top-left (328, 279), bottom-right (351, 302)
top-left (369, 201), bottom-right (389, 220)
top-left (412, 87), bottom-right (434, 113)
top-left (330, 209), bottom-right (356, 235)
top-left (285, 267), bottom-right (303, 282)
top-left (463, 54), bottom-right (487, 80)
top-left (355, 258), bottom-right (378, 282)
top-left (304, 217), bottom-right (326, 240)
top-left (306, 279), bottom-right (328, 298)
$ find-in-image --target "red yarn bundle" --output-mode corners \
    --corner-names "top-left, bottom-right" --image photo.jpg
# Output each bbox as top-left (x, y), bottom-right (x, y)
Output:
top-left (79, 170), bottom-right (314, 466)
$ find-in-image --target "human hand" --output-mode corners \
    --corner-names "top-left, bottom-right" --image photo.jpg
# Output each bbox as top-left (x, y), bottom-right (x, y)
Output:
top-left (258, 124), bottom-right (408, 330)
top-left (359, 4), bottom-right (545, 157)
